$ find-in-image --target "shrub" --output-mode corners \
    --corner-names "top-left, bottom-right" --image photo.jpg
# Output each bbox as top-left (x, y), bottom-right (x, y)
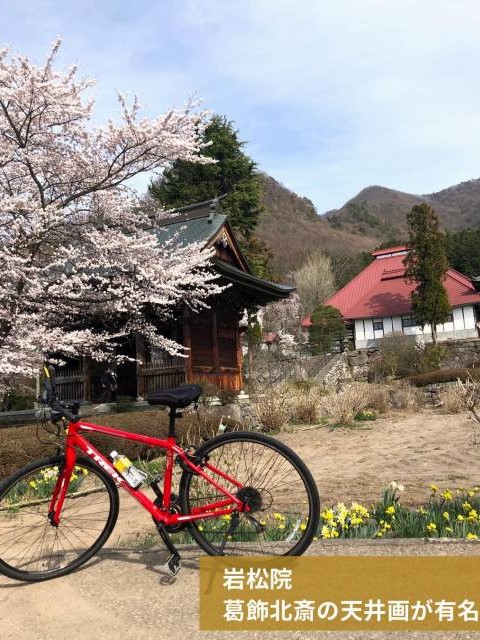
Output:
top-left (407, 368), bottom-right (480, 387)
top-left (1, 389), bottom-right (35, 411)
top-left (289, 386), bottom-right (320, 424)
top-left (440, 383), bottom-right (465, 414)
top-left (442, 378), bottom-right (480, 424)
top-left (321, 384), bottom-right (371, 426)
top-left (291, 379), bottom-right (316, 392)
top-left (376, 334), bottom-right (419, 379)
top-left (420, 344), bottom-right (447, 372)
top-left (366, 384), bottom-right (390, 414)
top-left (250, 385), bottom-right (290, 432)
top-left (389, 381), bottom-right (423, 410)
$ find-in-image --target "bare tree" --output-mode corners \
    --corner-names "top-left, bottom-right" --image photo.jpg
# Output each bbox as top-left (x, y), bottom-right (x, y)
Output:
top-left (294, 251), bottom-right (335, 316)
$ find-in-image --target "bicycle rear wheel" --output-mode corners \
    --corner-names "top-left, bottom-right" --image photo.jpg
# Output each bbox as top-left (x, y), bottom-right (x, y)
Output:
top-left (179, 431), bottom-right (320, 556)
top-left (0, 455), bottom-right (119, 582)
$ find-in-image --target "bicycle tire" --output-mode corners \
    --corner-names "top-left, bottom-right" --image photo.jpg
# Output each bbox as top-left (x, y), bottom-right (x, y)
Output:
top-left (179, 431), bottom-right (320, 556)
top-left (0, 455), bottom-right (119, 582)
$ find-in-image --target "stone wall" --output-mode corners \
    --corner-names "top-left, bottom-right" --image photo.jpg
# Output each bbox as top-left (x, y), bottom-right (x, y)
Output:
top-left (320, 354), bottom-right (353, 388)
top-left (345, 349), bottom-right (381, 381)
top-left (440, 339), bottom-right (480, 368)
top-left (342, 339), bottom-right (480, 381)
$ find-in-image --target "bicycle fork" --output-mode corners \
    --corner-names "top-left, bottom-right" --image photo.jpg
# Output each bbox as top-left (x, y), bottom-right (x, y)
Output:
top-left (48, 447), bottom-right (76, 527)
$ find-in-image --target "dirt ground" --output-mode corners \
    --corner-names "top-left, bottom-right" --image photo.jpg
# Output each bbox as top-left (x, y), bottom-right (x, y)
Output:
top-left (279, 407), bottom-right (480, 508)
top-left (2, 407), bottom-right (480, 640)
top-left (103, 406), bottom-right (480, 545)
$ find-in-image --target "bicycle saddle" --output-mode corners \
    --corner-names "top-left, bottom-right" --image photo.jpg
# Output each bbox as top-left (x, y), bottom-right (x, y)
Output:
top-left (147, 384), bottom-right (203, 409)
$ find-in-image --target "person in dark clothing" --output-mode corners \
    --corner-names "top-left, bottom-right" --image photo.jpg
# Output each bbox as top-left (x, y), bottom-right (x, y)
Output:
top-left (100, 367), bottom-right (117, 403)
top-left (1, 391), bottom-right (12, 412)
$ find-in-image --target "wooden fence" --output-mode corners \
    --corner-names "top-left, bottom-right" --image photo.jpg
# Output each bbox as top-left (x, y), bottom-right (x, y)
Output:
top-left (55, 368), bottom-right (85, 402)
top-left (139, 355), bottom-right (186, 396)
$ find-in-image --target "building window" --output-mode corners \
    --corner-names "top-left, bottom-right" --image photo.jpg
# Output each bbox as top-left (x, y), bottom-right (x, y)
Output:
top-left (372, 319), bottom-right (383, 331)
top-left (444, 313), bottom-right (453, 323)
top-left (401, 314), bottom-right (416, 328)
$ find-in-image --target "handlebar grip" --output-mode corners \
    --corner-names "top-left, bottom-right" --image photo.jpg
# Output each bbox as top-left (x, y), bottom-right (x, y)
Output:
top-left (51, 402), bottom-right (79, 424)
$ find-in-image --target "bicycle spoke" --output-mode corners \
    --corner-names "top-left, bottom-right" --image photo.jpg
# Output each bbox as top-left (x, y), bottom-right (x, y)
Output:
top-left (182, 433), bottom-right (319, 557)
top-left (0, 457), bottom-right (118, 580)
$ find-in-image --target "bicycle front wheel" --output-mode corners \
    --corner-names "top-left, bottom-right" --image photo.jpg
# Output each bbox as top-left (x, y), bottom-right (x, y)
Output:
top-left (0, 455), bottom-right (119, 582)
top-left (179, 431), bottom-right (320, 556)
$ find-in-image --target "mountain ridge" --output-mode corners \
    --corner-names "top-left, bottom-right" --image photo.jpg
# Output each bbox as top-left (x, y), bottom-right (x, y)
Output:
top-left (258, 174), bottom-right (480, 277)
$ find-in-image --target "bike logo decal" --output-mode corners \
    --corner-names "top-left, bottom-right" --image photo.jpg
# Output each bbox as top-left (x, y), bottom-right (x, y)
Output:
top-left (86, 446), bottom-right (122, 484)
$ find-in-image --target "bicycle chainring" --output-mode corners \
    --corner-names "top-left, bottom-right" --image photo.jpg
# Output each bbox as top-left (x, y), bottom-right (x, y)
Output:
top-left (153, 495), bottom-right (188, 533)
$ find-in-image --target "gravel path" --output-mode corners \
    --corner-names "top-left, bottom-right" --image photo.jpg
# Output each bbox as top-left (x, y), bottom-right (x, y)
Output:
top-left (2, 540), bottom-right (480, 640)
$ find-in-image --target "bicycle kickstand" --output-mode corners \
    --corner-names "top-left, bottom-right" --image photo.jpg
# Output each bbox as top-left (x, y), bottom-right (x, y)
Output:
top-left (155, 521), bottom-right (181, 577)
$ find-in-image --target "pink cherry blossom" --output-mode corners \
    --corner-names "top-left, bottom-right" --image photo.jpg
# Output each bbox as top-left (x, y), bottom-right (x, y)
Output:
top-left (0, 40), bottom-right (223, 391)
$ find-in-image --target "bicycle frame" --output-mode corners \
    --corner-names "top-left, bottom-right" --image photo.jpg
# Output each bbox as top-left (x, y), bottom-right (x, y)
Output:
top-left (49, 418), bottom-right (246, 527)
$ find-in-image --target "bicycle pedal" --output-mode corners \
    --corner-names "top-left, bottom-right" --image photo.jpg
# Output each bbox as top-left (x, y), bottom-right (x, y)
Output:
top-left (165, 554), bottom-right (181, 577)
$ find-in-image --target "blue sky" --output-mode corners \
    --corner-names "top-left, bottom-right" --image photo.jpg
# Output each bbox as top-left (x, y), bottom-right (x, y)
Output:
top-left (2, 0), bottom-right (480, 213)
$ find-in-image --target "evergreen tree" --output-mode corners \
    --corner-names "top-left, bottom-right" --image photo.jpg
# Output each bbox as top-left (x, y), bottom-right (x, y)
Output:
top-left (404, 204), bottom-right (451, 344)
top-left (446, 227), bottom-right (480, 278)
top-left (149, 115), bottom-right (270, 276)
top-left (309, 305), bottom-right (346, 354)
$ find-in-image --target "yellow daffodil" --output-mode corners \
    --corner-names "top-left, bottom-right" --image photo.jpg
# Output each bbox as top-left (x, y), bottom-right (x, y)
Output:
top-left (351, 502), bottom-right (369, 517)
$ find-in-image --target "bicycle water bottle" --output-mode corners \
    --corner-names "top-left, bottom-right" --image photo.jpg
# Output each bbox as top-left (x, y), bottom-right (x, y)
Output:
top-left (110, 451), bottom-right (147, 489)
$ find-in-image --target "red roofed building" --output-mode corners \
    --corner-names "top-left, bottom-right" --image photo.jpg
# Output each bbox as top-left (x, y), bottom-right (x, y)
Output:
top-left (304, 246), bottom-right (480, 349)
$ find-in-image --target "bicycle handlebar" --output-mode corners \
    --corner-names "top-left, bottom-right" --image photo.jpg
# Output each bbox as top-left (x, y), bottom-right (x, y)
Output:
top-left (51, 401), bottom-right (79, 424)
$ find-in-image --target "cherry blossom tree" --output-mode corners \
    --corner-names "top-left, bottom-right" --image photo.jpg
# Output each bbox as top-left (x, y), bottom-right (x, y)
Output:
top-left (0, 40), bottom-right (223, 390)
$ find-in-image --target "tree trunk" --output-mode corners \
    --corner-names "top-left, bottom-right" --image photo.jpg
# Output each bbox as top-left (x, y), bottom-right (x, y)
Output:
top-left (431, 323), bottom-right (437, 345)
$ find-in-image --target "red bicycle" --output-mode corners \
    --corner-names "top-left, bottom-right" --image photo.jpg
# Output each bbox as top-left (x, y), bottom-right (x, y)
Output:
top-left (0, 384), bottom-right (320, 582)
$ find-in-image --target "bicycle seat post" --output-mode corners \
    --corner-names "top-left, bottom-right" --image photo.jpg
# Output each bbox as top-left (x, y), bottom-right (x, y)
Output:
top-left (168, 407), bottom-right (180, 437)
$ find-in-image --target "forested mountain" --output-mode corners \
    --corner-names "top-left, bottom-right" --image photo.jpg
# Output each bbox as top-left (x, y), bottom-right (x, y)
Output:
top-left (325, 179), bottom-right (480, 239)
top-left (258, 176), bottom-right (480, 279)
top-left (257, 174), bottom-right (376, 276)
